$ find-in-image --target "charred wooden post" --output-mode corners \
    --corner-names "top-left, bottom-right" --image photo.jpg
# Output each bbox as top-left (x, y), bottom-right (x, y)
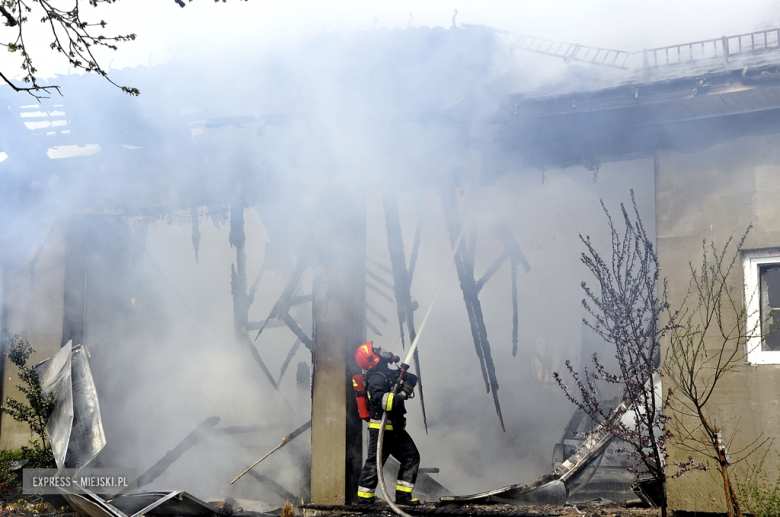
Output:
top-left (382, 192), bottom-right (428, 432)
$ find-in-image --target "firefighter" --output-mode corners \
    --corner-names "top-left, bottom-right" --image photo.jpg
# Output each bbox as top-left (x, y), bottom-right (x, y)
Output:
top-left (355, 341), bottom-right (420, 506)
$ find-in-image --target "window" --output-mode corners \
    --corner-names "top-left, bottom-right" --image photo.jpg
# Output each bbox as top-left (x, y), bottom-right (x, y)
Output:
top-left (743, 249), bottom-right (780, 363)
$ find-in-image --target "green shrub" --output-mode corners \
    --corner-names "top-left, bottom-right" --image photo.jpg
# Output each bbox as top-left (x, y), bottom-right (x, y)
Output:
top-left (0, 329), bottom-right (55, 447)
top-left (737, 450), bottom-right (780, 517)
top-left (0, 441), bottom-right (56, 487)
top-left (0, 329), bottom-right (57, 488)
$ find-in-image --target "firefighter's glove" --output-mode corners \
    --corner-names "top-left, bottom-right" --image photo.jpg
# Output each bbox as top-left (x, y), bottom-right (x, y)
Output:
top-left (399, 381), bottom-right (415, 400)
top-left (403, 372), bottom-right (418, 388)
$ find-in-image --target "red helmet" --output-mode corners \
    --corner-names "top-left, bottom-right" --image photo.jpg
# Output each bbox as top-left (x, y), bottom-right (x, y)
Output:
top-left (355, 341), bottom-right (381, 370)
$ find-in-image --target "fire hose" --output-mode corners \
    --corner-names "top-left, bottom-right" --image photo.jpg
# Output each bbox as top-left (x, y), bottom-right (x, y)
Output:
top-left (376, 232), bottom-right (462, 517)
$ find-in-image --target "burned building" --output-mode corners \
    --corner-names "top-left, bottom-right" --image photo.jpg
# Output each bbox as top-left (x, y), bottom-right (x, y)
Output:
top-left (1, 20), bottom-right (779, 514)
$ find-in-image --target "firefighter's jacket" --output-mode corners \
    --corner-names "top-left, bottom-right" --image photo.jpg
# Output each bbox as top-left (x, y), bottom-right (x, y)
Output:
top-left (365, 363), bottom-right (410, 430)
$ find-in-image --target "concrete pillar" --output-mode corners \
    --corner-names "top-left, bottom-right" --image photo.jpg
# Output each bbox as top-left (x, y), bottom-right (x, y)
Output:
top-left (310, 188), bottom-right (365, 505)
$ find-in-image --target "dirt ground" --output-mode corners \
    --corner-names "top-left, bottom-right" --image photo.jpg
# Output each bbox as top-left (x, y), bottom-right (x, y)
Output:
top-left (0, 485), bottom-right (664, 517)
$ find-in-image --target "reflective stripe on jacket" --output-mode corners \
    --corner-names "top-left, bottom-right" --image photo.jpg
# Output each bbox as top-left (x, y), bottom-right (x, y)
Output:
top-left (365, 363), bottom-right (407, 427)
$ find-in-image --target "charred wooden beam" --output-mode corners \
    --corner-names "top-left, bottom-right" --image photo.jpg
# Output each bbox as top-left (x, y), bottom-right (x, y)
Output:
top-left (367, 256), bottom-right (393, 276)
top-left (493, 222), bottom-right (529, 356)
top-left (366, 269), bottom-right (394, 291)
top-left (246, 470), bottom-right (298, 503)
top-left (366, 319), bottom-right (383, 337)
top-left (254, 250), bottom-right (311, 340)
top-left (241, 329), bottom-right (293, 414)
top-left (277, 338), bottom-right (302, 385)
top-left (290, 294), bottom-right (314, 306)
top-left (245, 320), bottom-right (285, 331)
top-left (231, 420), bottom-right (312, 484)
top-left (247, 264), bottom-right (266, 310)
top-left (137, 416), bottom-right (220, 488)
top-left (494, 222), bottom-right (530, 273)
top-left (210, 425), bottom-right (264, 436)
top-left (282, 313), bottom-right (313, 350)
top-left (440, 198), bottom-right (489, 391)
top-left (440, 187), bottom-right (505, 432)
top-left (382, 193), bottom-right (428, 432)
top-left (366, 302), bottom-right (388, 324)
top-left (475, 250), bottom-right (509, 292)
top-left (366, 281), bottom-right (394, 303)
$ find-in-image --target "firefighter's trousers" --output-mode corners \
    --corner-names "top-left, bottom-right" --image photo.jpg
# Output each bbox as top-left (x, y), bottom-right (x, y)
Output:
top-left (357, 427), bottom-right (420, 503)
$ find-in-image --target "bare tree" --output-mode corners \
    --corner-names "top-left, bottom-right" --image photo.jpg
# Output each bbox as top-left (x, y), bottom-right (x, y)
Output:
top-left (554, 190), bottom-right (671, 516)
top-left (664, 229), bottom-right (769, 517)
top-left (1, 0), bottom-right (138, 97)
top-left (0, 0), bottom-right (245, 98)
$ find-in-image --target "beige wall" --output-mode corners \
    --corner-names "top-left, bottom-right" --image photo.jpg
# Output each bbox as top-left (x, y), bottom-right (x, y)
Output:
top-left (0, 220), bottom-right (66, 449)
top-left (656, 134), bottom-right (780, 512)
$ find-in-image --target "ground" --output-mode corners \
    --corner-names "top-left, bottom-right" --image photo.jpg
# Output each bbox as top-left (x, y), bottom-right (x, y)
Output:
top-left (0, 489), bottom-right (665, 517)
top-left (0, 485), bottom-right (76, 517)
top-left (300, 500), bottom-right (663, 517)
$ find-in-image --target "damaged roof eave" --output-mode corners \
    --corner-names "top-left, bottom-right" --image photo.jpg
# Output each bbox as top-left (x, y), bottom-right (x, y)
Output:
top-left (508, 65), bottom-right (780, 123)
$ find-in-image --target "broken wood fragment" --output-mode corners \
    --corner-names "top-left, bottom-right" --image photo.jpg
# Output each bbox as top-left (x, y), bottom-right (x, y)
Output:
top-left (230, 420), bottom-right (312, 485)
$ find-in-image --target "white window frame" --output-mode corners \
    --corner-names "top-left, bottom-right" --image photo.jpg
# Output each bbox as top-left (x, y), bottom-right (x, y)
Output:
top-left (743, 248), bottom-right (780, 364)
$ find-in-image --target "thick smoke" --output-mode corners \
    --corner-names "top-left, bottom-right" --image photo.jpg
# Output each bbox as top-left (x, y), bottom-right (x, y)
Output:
top-left (0, 1), bottom-right (773, 504)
